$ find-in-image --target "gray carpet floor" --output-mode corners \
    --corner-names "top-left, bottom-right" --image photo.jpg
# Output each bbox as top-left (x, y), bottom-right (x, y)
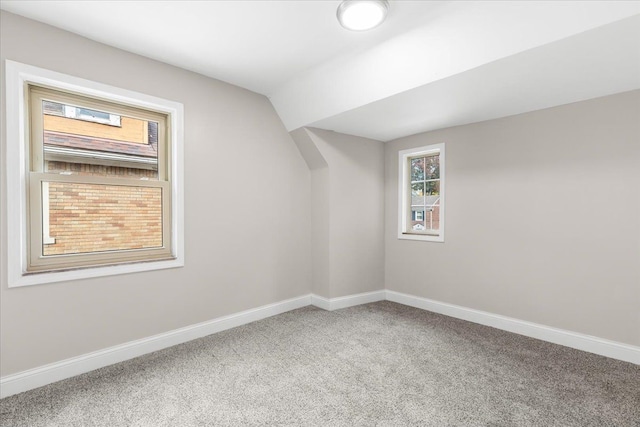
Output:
top-left (1, 301), bottom-right (639, 426)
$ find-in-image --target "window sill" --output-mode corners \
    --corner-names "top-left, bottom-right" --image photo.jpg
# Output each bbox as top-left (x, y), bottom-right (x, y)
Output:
top-left (398, 233), bottom-right (444, 243)
top-left (11, 256), bottom-right (183, 288)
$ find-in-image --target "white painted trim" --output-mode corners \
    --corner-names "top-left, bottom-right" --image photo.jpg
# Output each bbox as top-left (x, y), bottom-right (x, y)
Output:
top-left (0, 294), bottom-right (311, 399)
top-left (311, 290), bottom-right (386, 311)
top-left (386, 290), bottom-right (640, 365)
top-left (310, 294), bottom-right (332, 311)
top-left (4, 60), bottom-right (185, 287)
top-left (1, 290), bottom-right (637, 398)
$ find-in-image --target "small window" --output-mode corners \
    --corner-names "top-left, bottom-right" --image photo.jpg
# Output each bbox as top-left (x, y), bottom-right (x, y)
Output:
top-left (398, 143), bottom-right (445, 242)
top-left (6, 60), bottom-right (184, 287)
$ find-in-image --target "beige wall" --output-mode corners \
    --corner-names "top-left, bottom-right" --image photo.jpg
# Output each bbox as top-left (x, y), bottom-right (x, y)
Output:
top-left (308, 129), bottom-right (384, 298)
top-left (1, 11), bottom-right (312, 376)
top-left (310, 167), bottom-right (331, 297)
top-left (303, 128), bottom-right (385, 298)
top-left (385, 91), bottom-right (640, 346)
top-left (289, 128), bottom-right (331, 298)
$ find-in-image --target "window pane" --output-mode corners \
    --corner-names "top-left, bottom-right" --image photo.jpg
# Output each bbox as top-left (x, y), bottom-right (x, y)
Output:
top-left (411, 182), bottom-right (425, 206)
top-left (410, 206), bottom-right (440, 233)
top-left (411, 182), bottom-right (424, 196)
top-left (42, 100), bottom-right (158, 179)
top-left (425, 180), bottom-right (440, 195)
top-left (42, 182), bottom-right (163, 256)
top-left (411, 157), bottom-right (424, 181)
top-left (425, 205), bottom-right (441, 232)
top-left (411, 219), bottom-right (426, 232)
top-left (424, 154), bottom-right (440, 179)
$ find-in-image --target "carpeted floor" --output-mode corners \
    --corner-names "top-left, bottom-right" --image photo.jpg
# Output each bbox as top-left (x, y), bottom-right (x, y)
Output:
top-left (1, 301), bottom-right (639, 426)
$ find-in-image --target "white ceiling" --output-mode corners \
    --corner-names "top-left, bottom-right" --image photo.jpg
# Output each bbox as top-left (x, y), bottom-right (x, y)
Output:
top-left (2, 1), bottom-right (639, 141)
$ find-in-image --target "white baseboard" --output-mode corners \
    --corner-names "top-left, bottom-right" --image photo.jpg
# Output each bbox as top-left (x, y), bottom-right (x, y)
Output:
top-left (310, 294), bottom-right (332, 310)
top-left (386, 290), bottom-right (640, 365)
top-left (0, 294), bottom-right (311, 399)
top-left (311, 290), bottom-right (386, 311)
top-left (3, 289), bottom-right (637, 399)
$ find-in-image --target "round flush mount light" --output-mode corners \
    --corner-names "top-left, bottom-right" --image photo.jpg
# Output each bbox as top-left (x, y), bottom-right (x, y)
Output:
top-left (337, 0), bottom-right (389, 31)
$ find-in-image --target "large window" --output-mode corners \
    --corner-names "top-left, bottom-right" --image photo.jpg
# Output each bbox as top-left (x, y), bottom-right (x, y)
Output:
top-left (398, 143), bottom-right (445, 242)
top-left (6, 61), bottom-right (184, 287)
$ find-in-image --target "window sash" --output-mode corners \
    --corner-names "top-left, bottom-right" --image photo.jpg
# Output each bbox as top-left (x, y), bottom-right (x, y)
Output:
top-left (27, 173), bottom-right (173, 272)
top-left (29, 86), bottom-right (169, 179)
top-left (406, 153), bottom-right (440, 236)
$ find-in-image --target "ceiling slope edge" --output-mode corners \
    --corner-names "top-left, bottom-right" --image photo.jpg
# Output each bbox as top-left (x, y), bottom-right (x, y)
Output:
top-left (270, 3), bottom-right (640, 134)
top-left (309, 14), bottom-right (640, 142)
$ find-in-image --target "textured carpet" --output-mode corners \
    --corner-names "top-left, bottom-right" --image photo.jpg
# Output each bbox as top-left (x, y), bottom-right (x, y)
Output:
top-left (1, 301), bottom-right (639, 426)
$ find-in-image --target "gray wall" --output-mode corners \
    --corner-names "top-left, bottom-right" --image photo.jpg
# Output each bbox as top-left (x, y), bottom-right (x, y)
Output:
top-left (294, 128), bottom-right (385, 299)
top-left (0, 11), bottom-right (312, 376)
top-left (385, 91), bottom-right (640, 346)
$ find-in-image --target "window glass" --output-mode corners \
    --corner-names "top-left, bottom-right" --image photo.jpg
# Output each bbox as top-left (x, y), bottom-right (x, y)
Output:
top-left (42, 182), bottom-right (163, 256)
top-left (27, 86), bottom-right (172, 273)
top-left (409, 153), bottom-right (441, 233)
top-left (41, 99), bottom-right (158, 178)
top-left (399, 143), bottom-right (444, 242)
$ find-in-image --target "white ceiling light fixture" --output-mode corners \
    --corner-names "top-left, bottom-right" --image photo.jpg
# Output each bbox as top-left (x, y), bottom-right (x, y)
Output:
top-left (337, 0), bottom-right (390, 32)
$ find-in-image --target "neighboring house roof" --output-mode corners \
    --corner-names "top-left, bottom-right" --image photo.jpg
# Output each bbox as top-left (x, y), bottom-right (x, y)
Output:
top-left (43, 121), bottom-right (158, 170)
top-left (44, 129), bottom-right (157, 158)
top-left (411, 195), bottom-right (440, 209)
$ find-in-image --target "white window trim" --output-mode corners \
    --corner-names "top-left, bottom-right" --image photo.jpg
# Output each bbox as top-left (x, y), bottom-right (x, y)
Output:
top-left (5, 60), bottom-right (184, 287)
top-left (398, 143), bottom-right (445, 242)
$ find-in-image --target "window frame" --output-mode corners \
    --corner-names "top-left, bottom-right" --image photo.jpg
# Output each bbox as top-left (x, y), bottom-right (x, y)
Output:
top-left (398, 143), bottom-right (445, 242)
top-left (5, 60), bottom-right (184, 287)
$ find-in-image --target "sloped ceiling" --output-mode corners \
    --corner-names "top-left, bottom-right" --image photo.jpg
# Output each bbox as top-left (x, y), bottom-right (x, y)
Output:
top-left (2, 1), bottom-right (639, 141)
